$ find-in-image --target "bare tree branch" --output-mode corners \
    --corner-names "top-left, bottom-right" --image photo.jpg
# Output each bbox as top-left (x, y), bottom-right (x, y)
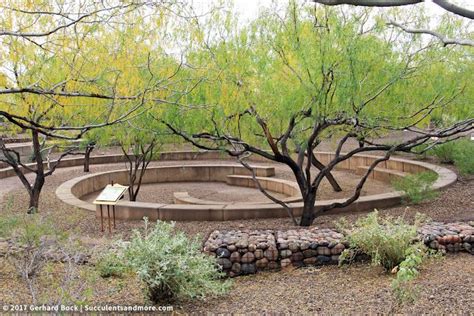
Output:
top-left (313, 0), bottom-right (422, 7)
top-left (388, 21), bottom-right (474, 47)
top-left (313, 0), bottom-right (474, 20)
top-left (432, 0), bottom-right (474, 20)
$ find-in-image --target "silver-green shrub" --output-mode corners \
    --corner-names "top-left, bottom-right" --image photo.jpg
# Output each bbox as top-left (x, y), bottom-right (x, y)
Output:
top-left (121, 219), bottom-right (231, 303)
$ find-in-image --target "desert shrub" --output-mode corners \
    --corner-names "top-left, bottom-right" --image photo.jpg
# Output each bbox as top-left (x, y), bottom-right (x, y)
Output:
top-left (96, 252), bottom-right (128, 278)
top-left (429, 141), bottom-right (457, 163)
top-left (411, 143), bottom-right (430, 160)
top-left (120, 219), bottom-right (231, 303)
top-left (6, 214), bottom-right (85, 304)
top-left (0, 215), bottom-right (19, 238)
top-left (452, 139), bottom-right (474, 175)
top-left (392, 172), bottom-right (438, 204)
top-left (338, 211), bottom-right (427, 270)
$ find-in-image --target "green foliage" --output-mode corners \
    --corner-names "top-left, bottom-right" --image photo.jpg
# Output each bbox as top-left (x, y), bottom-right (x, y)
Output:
top-left (0, 215), bottom-right (19, 238)
top-left (96, 252), bottom-right (128, 278)
top-left (411, 143), bottom-right (430, 160)
top-left (102, 219), bottom-right (231, 303)
top-left (430, 141), bottom-right (457, 163)
top-left (390, 248), bottom-right (425, 304)
top-left (427, 139), bottom-right (474, 175)
top-left (338, 211), bottom-right (427, 271)
top-left (0, 213), bottom-right (59, 245)
top-left (452, 139), bottom-right (474, 175)
top-left (392, 172), bottom-right (438, 204)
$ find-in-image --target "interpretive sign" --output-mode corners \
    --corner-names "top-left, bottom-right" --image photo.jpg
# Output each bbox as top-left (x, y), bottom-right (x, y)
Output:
top-left (93, 183), bottom-right (128, 204)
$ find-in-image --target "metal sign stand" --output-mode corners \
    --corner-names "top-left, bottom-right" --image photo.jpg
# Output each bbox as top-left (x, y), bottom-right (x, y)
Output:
top-left (93, 184), bottom-right (128, 233)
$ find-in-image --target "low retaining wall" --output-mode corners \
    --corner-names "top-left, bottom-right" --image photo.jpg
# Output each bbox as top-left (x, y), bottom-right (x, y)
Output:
top-left (204, 222), bottom-right (474, 277)
top-left (52, 151), bottom-right (457, 221)
top-left (0, 150), bottom-right (233, 179)
top-left (56, 164), bottom-right (281, 220)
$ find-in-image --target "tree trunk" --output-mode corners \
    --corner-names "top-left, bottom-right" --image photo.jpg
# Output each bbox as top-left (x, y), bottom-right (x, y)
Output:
top-left (310, 154), bottom-right (342, 192)
top-left (27, 130), bottom-right (45, 214)
top-left (83, 143), bottom-right (95, 172)
top-left (28, 177), bottom-right (44, 213)
top-left (299, 193), bottom-right (316, 226)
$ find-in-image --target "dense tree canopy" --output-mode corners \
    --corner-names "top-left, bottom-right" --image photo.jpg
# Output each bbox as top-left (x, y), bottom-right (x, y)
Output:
top-left (0, 0), bottom-right (472, 219)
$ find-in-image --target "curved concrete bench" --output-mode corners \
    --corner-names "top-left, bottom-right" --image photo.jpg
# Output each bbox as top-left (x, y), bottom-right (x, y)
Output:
top-left (53, 151), bottom-right (457, 221)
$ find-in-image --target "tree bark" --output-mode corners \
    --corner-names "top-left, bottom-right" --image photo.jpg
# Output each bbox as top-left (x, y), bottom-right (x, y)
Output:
top-left (28, 177), bottom-right (44, 213)
top-left (310, 153), bottom-right (342, 192)
top-left (299, 193), bottom-right (317, 226)
top-left (83, 142), bottom-right (95, 172)
top-left (27, 130), bottom-right (45, 213)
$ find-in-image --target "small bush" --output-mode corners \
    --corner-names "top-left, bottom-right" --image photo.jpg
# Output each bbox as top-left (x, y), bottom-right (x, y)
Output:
top-left (97, 252), bottom-right (128, 278)
top-left (0, 215), bottom-right (19, 238)
top-left (117, 219), bottom-right (231, 303)
top-left (338, 211), bottom-right (427, 270)
top-left (429, 141), bottom-right (457, 163)
top-left (411, 143), bottom-right (430, 160)
top-left (391, 250), bottom-right (424, 304)
top-left (452, 139), bottom-right (474, 175)
top-left (392, 172), bottom-right (438, 204)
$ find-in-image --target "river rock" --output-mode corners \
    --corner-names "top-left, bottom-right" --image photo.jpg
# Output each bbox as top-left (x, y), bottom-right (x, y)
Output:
top-left (255, 249), bottom-right (264, 259)
top-left (317, 247), bottom-right (331, 256)
top-left (256, 258), bottom-right (269, 269)
top-left (303, 257), bottom-right (317, 265)
top-left (216, 248), bottom-right (231, 258)
top-left (264, 248), bottom-right (279, 261)
top-left (281, 258), bottom-right (291, 268)
top-left (217, 258), bottom-right (232, 270)
top-left (303, 249), bottom-right (317, 258)
top-left (230, 251), bottom-right (241, 263)
top-left (241, 263), bottom-right (256, 274)
top-left (231, 262), bottom-right (241, 274)
top-left (291, 252), bottom-right (304, 262)
top-left (317, 255), bottom-right (331, 264)
top-left (241, 252), bottom-right (255, 263)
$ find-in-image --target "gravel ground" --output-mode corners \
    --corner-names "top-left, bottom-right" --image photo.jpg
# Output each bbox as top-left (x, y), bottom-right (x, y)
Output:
top-left (177, 253), bottom-right (473, 314)
top-left (0, 145), bottom-right (473, 313)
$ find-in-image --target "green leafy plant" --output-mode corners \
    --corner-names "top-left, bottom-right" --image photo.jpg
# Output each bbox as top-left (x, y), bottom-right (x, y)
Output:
top-left (0, 214), bottom-right (19, 238)
top-left (392, 172), bottom-right (438, 204)
top-left (391, 249), bottom-right (424, 304)
top-left (96, 252), bottom-right (129, 278)
top-left (107, 219), bottom-right (231, 303)
top-left (337, 211), bottom-right (427, 270)
top-left (429, 141), bottom-right (457, 163)
top-left (452, 139), bottom-right (474, 175)
top-left (411, 143), bottom-right (430, 160)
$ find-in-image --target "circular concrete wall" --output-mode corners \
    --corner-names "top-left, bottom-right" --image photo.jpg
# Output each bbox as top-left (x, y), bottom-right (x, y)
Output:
top-left (52, 151), bottom-right (457, 221)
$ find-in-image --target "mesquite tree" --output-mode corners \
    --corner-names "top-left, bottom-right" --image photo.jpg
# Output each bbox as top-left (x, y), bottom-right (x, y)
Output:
top-left (164, 2), bottom-right (473, 226)
top-left (0, 1), bottom-right (194, 212)
top-left (94, 113), bottom-right (170, 202)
